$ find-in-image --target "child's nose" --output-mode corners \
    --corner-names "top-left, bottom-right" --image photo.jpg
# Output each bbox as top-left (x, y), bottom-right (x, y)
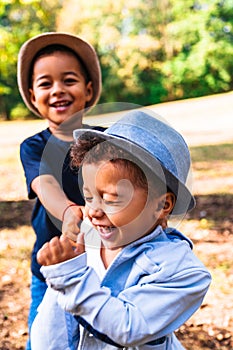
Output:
top-left (88, 206), bottom-right (104, 218)
top-left (51, 81), bottom-right (65, 95)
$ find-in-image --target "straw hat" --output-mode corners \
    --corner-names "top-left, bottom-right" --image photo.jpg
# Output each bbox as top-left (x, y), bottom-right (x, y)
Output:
top-left (73, 110), bottom-right (195, 215)
top-left (17, 32), bottom-right (102, 117)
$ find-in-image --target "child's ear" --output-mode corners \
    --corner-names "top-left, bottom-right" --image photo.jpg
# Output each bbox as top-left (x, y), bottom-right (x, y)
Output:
top-left (155, 192), bottom-right (175, 219)
top-left (29, 89), bottom-right (41, 115)
top-left (85, 81), bottom-right (93, 102)
top-left (29, 88), bottom-right (37, 106)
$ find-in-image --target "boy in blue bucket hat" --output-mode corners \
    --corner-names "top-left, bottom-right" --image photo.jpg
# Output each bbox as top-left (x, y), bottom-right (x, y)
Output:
top-left (31, 110), bottom-right (211, 349)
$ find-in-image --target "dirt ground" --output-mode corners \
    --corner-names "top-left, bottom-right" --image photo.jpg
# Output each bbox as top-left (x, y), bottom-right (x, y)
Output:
top-left (0, 95), bottom-right (233, 349)
top-left (0, 196), bottom-right (232, 350)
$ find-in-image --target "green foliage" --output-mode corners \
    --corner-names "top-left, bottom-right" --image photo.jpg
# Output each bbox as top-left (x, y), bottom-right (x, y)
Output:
top-left (1, 0), bottom-right (233, 119)
top-left (163, 0), bottom-right (233, 99)
top-left (10, 103), bottom-right (31, 120)
top-left (57, 0), bottom-right (233, 105)
top-left (0, 0), bottom-right (63, 120)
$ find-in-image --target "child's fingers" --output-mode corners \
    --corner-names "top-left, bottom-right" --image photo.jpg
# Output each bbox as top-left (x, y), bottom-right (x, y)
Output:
top-left (49, 236), bottom-right (63, 253)
top-left (77, 232), bottom-right (85, 246)
top-left (65, 230), bottom-right (80, 242)
top-left (60, 234), bottom-right (76, 251)
top-left (80, 206), bottom-right (86, 218)
top-left (74, 232), bottom-right (85, 255)
top-left (37, 237), bottom-right (65, 265)
top-left (37, 242), bottom-right (53, 266)
top-left (37, 234), bottom-right (84, 266)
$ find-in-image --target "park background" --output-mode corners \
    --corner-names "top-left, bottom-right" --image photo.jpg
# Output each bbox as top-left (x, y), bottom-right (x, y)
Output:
top-left (0, 1), bottom-right (233, 349)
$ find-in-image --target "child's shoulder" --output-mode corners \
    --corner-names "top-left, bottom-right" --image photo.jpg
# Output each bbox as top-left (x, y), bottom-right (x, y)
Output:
top-left (20, 128), bottom-right (51, 159)
top-left (20, 128), bottom-right (51, 147)
top-left (165, 228), bottom-right (193, 249)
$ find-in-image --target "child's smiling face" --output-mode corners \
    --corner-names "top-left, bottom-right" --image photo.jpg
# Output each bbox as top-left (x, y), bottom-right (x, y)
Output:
top-left (82, 160), bottom-right (164, 251)
top-left (29, 51), bottom-right (93, 130)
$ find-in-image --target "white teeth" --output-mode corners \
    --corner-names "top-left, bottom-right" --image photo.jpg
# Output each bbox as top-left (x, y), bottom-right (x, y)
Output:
top-left (98, 226), bottom-right (115, 233)
top-left (53, 101), bottom-right (69, 107)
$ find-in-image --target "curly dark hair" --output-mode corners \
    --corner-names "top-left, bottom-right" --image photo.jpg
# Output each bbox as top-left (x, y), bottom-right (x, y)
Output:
top-left (70, 132), bottom-right (166, 197)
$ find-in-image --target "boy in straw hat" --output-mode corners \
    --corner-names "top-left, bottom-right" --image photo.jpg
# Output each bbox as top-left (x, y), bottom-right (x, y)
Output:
top-left (31, 110), bottom-right (211, 349)
top-left (17, 32), bottom-right (104, 349)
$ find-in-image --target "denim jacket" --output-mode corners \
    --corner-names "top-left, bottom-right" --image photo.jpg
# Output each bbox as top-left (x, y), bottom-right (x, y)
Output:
top-left (31, 226), bottom-right (211, 349)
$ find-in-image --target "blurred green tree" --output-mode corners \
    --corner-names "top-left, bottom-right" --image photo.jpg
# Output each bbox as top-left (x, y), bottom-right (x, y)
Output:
top-left (57, 0), bottom-right (170, 106)
top-left (57, 0), bottom-right (233, 106)
top-left (1, 0), bottom-right (232, 119)
top-left (0, 0), bottom-right (62, 119)
top-left (162, 0), bottom-right (233, 99)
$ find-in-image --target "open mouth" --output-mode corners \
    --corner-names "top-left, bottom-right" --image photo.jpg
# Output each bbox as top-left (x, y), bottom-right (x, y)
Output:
top-left (97, 225), bottom-right (117, 239)
top-left (51, 100), bottom-right (72, 109)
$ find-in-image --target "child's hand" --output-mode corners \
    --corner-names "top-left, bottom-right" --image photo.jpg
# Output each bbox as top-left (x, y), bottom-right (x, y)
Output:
top-left (37, 233), bottom-right (85, 266)
top-left (62, 205), bottom-right (85, 242)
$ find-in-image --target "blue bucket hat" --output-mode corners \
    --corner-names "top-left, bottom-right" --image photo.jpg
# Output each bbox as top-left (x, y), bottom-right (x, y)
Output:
top-left (73, 110), bottom-right (195, 215)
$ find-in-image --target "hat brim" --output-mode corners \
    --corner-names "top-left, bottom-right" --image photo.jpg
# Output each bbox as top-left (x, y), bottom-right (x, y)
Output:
top-left (73, 128), bottom-right (195, 216)
top-left (17, 32), bottom-right (101, 117)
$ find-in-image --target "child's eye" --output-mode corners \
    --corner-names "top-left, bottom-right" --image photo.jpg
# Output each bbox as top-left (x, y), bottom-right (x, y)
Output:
top-left (103, 199), bottom-right (121, 206)
top-left (65, 78), bottom-right (78, 85)
top-left (84, 196), bottom-right (93, 203)
top-left (38, 81), bottom-right (51, 88)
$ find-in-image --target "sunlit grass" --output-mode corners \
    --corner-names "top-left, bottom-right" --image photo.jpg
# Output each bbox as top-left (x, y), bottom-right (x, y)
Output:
top-left (190, 143), bottom-right (233, 194)
top-left (198, 218), bottom-right (215, 230)
top-left (193, 161), bottom-right (233, 177)
top-left (190, 143), bottom-right (233, 162)
top-left (211, 268), bottom-right (233, 295)
top-left (0, 226), bottom-right (34, 272)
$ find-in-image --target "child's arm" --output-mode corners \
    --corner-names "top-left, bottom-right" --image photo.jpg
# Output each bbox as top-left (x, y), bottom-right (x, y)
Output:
top-left (37, 240), bottom-right (211, 347)
top-left (20, 136), bottom-right (84, 243)
top-left (32, 174), bottom-right (83, 241)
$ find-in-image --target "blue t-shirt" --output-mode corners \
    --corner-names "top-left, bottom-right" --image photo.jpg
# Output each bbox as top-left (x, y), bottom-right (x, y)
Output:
top-left (20, 127), bottom-right (104, 281)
